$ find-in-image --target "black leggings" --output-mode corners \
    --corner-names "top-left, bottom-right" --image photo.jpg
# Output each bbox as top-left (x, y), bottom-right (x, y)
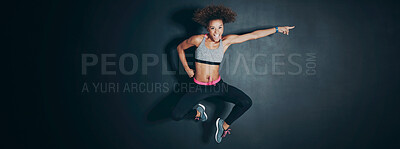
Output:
top-left (171, 79), bottom-right (252, 125)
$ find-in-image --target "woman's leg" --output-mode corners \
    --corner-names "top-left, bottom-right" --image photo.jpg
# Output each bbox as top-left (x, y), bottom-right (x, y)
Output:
top-left (220, 83), bottom-right (253, 126)
top-left (171, 85), bottom-right (216, 121)
top-left (214, 81), bottom-right (253, 143)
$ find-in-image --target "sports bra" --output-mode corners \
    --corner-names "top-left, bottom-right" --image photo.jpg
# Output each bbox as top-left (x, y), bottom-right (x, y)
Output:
top-left (195, 34), bottom-right (224, 65)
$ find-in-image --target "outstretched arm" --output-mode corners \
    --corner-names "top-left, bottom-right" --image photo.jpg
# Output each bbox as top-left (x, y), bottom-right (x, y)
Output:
top-left (225, 26), bottom-right (295, 45)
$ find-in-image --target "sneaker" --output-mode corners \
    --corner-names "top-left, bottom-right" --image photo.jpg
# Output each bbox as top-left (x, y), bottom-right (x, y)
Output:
top-left (215, 118), bottom-right (231, 143)
top-left (193, 104), bottom-right (208, 122)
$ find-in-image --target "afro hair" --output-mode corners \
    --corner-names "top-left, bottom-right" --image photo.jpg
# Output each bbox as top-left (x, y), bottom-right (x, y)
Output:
top-left (192, 5), bottom-right (237, 27)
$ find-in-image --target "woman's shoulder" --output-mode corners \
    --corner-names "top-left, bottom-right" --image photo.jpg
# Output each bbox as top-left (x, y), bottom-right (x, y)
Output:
top-left (188, 34), bottom-right (205, 46)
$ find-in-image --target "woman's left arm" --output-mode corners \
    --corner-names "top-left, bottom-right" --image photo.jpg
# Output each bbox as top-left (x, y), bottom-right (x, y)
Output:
top-left (226, 26), bottom-right (295, 45)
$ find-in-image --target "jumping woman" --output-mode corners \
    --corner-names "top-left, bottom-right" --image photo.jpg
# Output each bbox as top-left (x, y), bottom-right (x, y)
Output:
top-left (171, 5), bottom-right (295, 143)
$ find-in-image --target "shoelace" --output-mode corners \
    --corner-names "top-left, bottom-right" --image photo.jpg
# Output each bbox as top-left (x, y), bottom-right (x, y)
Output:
top-left (221, 129), bottom-right (231, 138)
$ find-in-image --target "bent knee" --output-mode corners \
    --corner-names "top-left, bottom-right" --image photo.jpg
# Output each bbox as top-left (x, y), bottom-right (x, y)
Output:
top-left (241, 97), bottom-right (253, 109)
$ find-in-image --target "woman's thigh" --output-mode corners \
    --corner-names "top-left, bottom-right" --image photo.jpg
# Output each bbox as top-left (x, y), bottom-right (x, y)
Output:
top-left (219, 83), bottom-right (252, 105)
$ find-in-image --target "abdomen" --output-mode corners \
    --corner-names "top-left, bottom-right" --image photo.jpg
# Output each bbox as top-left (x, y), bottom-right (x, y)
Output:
top-left (194, 62), bottom-right (220, 82)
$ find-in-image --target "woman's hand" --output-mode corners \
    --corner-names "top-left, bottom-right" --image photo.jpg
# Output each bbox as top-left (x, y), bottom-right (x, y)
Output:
top-left (278, 26), bottom-right (295, 35)
top-left (186, 68), bottom-right (195, 78)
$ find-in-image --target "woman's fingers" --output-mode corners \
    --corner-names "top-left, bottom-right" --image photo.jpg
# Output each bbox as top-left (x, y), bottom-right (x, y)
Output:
top-left (187, 69), bottom-right (194, 78)
top-left (279, 26), bottom-right (294, 35)
top-left (277, 26), bottom-right (294, 35)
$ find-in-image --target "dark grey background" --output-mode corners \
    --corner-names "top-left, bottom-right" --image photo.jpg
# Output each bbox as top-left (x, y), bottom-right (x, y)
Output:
top-left (8, 0), bottom-right (399, 148)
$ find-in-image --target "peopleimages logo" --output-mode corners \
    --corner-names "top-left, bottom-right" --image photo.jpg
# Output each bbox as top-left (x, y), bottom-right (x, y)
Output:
top-left (80, 52), bottom-right (317, 94)
top-left (81, 52), bottom-right (317, 76)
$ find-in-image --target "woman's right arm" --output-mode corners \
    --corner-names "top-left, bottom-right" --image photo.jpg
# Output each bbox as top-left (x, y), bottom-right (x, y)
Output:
top-left (177, 35), bottom-right (201, 78)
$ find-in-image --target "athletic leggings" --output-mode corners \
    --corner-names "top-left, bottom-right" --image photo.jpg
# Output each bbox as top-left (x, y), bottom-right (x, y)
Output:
top-left (171, 78), bottom-right (252, 125)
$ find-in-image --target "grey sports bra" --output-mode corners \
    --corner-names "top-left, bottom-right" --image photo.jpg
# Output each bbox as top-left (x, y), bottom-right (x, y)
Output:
top-left (195, 34), bottom-right (224, 65)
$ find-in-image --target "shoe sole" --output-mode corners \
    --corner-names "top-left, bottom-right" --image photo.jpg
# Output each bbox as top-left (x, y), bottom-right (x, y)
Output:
top-left (215, 118), bottom-right (221, 143)
top-left (198, 104), bottom-right (208, 121)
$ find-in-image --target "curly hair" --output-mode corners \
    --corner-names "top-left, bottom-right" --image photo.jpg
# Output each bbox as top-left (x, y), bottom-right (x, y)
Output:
top-left (192, 5), bottom-right (237, 27)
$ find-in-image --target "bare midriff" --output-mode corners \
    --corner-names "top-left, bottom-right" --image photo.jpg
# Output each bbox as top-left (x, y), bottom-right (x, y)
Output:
top-left (194, 62), bottom-right (220, 83)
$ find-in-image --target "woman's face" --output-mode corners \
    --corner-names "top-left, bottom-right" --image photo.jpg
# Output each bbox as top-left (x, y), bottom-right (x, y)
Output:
top-left (207, 19), bottom-right (224, 42)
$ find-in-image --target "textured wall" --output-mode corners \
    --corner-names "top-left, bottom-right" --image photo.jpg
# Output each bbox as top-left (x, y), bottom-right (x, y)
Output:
top-left (9, 0), bottom-right (399, 148)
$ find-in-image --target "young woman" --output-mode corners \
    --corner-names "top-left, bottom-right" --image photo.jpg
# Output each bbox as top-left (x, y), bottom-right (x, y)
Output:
top-left (171, 5), bottom-right (295, 143)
